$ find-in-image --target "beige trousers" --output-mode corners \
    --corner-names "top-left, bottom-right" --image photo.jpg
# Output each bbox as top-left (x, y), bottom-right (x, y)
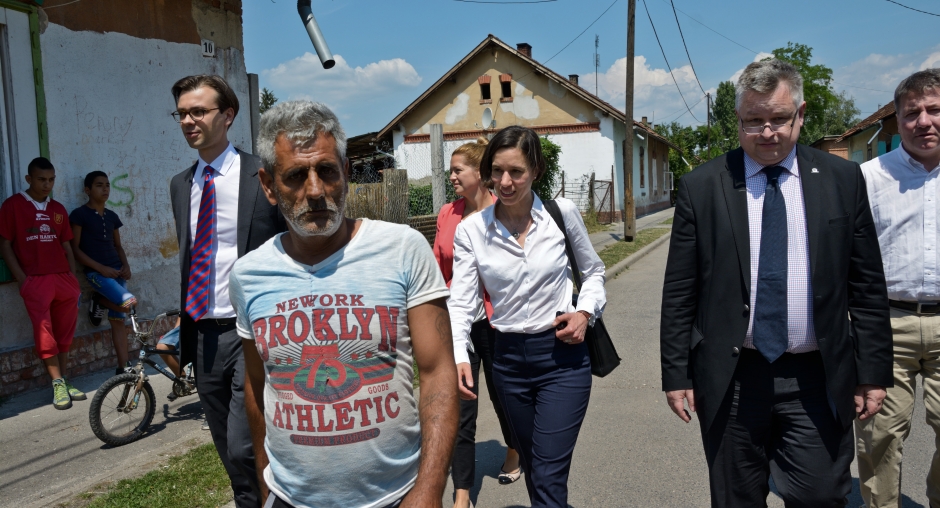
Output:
top-left (856, 307), bottom-right (940, 508)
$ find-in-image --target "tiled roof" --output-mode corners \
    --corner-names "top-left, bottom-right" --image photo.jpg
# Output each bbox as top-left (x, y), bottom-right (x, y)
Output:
top-left (835, 102), bottom-right (896, 142)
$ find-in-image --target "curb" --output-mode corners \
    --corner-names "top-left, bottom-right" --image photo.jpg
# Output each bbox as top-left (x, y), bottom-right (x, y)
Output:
top-left (605, 230), bottom-right (671, 282)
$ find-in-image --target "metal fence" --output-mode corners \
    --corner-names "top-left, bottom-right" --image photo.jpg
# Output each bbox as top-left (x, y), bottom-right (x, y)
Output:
top-left (552, 172), bottom-right (617, 223)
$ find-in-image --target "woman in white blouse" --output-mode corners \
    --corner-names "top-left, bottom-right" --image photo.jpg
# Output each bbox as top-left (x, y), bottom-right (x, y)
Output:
top-left (448, 125), bottom-right (606, 507)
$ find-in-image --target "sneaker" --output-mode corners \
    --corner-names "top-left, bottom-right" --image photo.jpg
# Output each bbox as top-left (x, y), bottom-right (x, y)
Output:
top-left (52, 379), bottom-right (72, 410)
top-left (88, 295), bottom-right (105, 326)
top-left (201, 421), bottom-right (210, 431)
top-left (116, 362), bottom-right (134, 375)
top-left (62, 378), bottom-right (86, 401)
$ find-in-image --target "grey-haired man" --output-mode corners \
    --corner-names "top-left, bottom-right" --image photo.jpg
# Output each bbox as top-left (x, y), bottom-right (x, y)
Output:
top-left (660, 59), bottom-right (892, 506)
top-left (230, 101), bottom-right (459, 508)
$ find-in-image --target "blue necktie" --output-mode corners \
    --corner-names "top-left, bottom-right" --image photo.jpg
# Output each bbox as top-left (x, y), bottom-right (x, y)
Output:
top-left (753, 166), bottom-right (788, 363)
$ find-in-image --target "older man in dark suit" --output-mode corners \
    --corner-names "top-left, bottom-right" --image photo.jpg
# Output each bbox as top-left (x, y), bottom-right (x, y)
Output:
top-left (660, 59), bottom-right (893, 507)
top-left (168, 74), bottom-right (283, 508)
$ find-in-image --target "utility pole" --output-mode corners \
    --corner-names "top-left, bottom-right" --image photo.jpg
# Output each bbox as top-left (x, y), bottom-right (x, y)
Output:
top-left (594, 35), bottom-right (600, 97)
top-left (706, 92), bottom-right (712, 160)
top-left (623, 0), bottom-right (636, 241)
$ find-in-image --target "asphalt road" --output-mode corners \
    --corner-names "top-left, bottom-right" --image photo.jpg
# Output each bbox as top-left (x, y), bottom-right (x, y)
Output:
top-left (2, 236), bottom-right (937, 507)
top-left (0, 365), bottom-right (212, 508)
top-left (440, 239), bottom-right (937, 507)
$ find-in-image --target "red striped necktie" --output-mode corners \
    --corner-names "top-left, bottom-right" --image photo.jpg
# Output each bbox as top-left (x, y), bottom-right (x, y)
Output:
top-left (185, 165), bottom-right (217, 321)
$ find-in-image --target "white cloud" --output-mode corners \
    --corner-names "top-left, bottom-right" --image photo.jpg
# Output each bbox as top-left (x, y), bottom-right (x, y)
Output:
top-left (729, 52), bottom-right (774, 83)
top-left (579, 55), bottom-right (711, 125)
top-left (832, 50), bottom-right (928, 116)
top-left (922, 51), bottom-right (940, 70)
top-left (262, 53), bottom-right (422, 108)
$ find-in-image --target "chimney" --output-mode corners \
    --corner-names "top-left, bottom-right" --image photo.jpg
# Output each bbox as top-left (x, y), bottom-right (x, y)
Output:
top-left (568, 74), bottom-right (579, 86)
top-left (641, 116), bottom-right (648, 125)
top-left (516, 43), bottom-right (532, 58)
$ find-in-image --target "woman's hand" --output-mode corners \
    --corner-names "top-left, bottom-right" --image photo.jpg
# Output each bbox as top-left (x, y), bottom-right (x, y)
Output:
top-left (553, 311), bottom-right (590, 344)
top-left (456, 362), bottom-right (477, 401)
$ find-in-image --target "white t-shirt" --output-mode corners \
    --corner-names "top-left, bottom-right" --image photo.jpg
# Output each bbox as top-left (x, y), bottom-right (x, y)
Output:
top-left (230, 219), bottom-right (449, 508)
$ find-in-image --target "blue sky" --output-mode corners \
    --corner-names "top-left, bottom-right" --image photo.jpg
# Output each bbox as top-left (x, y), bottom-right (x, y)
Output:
top-left (244, 0), bottom-right (940, 136)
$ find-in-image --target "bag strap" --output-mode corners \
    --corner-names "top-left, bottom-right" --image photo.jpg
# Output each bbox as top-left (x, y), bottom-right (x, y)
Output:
top-left (543, 199), bottom-right (583, 292)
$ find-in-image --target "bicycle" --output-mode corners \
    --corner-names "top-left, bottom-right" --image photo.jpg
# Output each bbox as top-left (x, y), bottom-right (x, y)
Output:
top-left (88, 309), bottom-right (197, 446)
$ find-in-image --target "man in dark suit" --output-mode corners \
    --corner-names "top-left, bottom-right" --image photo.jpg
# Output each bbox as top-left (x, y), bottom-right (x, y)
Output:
top-left (660, 59), bottom-right (893, 507)
top-left (169, 74), bottom-right (283, 508)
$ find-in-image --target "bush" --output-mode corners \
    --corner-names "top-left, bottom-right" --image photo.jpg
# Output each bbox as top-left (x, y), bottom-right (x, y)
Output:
top-left (534, 137), bottom-right (562, 202)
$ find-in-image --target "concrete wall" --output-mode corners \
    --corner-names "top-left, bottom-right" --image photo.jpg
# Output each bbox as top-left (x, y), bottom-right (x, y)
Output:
top-left (0, 3), bottom-right (249, 357)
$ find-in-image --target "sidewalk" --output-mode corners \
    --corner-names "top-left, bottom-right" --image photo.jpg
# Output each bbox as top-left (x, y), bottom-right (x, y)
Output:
top-left (589, 206), bottom-right (674, 251)
top-left (0, 365), bottom-right (213, 508)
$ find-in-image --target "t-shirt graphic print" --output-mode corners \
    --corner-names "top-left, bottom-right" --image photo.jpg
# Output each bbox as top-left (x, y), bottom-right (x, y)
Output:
top-left (230, 219), bottom-right (449, 508)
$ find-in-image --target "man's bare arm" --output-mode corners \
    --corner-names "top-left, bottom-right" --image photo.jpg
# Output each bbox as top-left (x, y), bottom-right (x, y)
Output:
top-left (242, 338), bottom-right (270, 501)
top-left (400, 299), bottom-right (458, 508)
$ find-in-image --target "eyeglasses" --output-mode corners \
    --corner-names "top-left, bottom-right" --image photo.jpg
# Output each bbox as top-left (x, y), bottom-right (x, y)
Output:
top-left (739, 112), bottom-right (798, 135)
top-left (171, 108), bottom-right (220, 123)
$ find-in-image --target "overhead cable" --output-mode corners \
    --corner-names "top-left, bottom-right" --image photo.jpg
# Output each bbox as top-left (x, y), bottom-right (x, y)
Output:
top-left (884, 0), bottom-right (940, 16)
top-left (668, 0), bottom-right (707, 96)
top-left (542, 0), bottom-right (620, 65)
top-left (641, 0), bottom-right (700, 123)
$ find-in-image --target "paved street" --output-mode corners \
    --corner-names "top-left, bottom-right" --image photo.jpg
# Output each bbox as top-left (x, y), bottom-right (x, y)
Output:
top-left (2, 232), bottom-right (937, 507)
top-left (440, 239), bottom-right (937, 507)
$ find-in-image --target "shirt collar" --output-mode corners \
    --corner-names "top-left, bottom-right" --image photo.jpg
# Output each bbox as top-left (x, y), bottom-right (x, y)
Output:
top-left (482, 191), bottom-right (546, 229)
top-left (744, 146), bottom-right (798, 179)
top-left (896, 143), bottom-right (940, 173)
top-left (197, 143), bottom-right (238, 177)
top-left (19, 190), bottom-right (49, 206)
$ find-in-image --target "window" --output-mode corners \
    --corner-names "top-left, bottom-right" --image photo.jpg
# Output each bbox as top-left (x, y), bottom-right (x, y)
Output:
top-left (499, 73), bottom-right (512, 102)
top-left (0, 6), bottom-right (41, 200)
top-left (638, 146), bottom-right (645, 188)
top-left (651, 154), bottom-right (657, 194)
top-left (478, 75), bottom-right (491, 104)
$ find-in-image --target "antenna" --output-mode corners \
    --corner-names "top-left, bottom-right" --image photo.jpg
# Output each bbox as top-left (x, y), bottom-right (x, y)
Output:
top-left (594, 35), bottom-right (600, 96)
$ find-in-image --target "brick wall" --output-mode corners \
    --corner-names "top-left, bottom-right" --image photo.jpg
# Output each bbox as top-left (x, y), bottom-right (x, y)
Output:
top-left (0, 326), bottom-right (141, 397)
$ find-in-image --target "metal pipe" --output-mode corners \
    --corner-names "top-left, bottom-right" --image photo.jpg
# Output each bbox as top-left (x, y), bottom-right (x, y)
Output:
top-left (867, 119), bottom-right (884, 147)
top-left (297, 0), bottom-right (335, 69)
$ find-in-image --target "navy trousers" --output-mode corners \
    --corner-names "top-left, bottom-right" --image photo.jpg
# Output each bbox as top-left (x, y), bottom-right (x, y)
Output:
top-left (492, 328), bottom-right (593, 507)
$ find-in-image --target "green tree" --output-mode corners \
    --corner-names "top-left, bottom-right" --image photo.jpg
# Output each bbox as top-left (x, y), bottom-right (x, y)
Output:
top-left (654, 122), bottom-right (697, 185)
top-left (534, 137), bottom-right (562, 202)
top-left (260, 88), bottom-right (278, 115)
top-left (711, 81), bottom-right (740, 153)
top-left (766, 43), bottom-right (859, 144)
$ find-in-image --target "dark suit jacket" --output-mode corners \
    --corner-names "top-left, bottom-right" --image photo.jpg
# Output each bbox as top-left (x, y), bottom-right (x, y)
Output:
top-left (660, 145), bottom-right (893, 432)
top-left (170, 148), bottom-right (285, 368)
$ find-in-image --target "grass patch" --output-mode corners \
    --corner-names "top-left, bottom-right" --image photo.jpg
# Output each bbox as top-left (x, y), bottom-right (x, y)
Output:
top-left (78, 443), bottom-right (232, 508)
top-left (598, 228), bottom-right (671, 268)
top-left (582, 206), bottom-right (607, 234)
top-left (660, 217), bottom-right (673, 225)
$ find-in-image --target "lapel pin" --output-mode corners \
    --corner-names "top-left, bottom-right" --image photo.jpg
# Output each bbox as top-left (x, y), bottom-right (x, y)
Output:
top-left (811, 168), bottom-right (819, 173)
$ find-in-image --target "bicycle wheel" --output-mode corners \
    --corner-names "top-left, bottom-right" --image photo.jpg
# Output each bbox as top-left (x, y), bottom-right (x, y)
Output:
top-left (88, 373), bottom-right (156, 446)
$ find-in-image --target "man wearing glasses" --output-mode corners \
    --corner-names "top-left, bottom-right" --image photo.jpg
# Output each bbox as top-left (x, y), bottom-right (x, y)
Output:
top-left (168, 74), bottom-right (284, 508)
top-left (661, 59), bottom-right (892, 506)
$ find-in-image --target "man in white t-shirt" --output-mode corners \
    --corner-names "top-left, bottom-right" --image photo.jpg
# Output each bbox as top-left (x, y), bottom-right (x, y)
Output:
top-left (231, 100), bottom-right (458, 508)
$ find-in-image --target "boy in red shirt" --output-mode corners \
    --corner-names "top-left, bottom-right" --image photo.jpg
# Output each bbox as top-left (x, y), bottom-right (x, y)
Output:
top-left (0, 157), bottom-right (84, 410)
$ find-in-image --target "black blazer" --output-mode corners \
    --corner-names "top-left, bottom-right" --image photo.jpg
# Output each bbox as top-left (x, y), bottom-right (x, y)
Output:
top-left (660, 145), bottom-right (893, 432)
top-left (169, 148), bottom-right (285, 368)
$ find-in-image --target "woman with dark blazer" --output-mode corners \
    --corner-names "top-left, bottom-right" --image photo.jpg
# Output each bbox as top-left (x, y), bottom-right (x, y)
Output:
top-left (433, 138), bottom-right (520, 508)
top-left (448, 126), bottom-right (606, 507)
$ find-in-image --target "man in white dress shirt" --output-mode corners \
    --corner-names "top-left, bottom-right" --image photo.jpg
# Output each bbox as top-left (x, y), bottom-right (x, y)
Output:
top-left (169, 75), bottom-right (284, 507)
top-left (857, 68), bottom-right (940, 508)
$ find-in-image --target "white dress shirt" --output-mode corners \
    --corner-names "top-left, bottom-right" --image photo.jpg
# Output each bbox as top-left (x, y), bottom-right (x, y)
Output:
top-left (861, 145), bottom-right (940, 302)
top-left (742, 148), bottom-right (817, 353)
top-left (189, 143), bottom-right (240, 318)
top-left (448, 194), bottom-right (606, 364)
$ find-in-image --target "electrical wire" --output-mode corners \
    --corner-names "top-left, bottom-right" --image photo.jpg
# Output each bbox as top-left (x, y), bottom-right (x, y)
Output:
top-left (657, 0), bottom-right (759, 54)
top-left (884, 0), bottom-right (940, 16)
top-left (454, 0), bottom-right (556, 3)
top-left (668, 0), bottom-right (707, 96)
top-left (658, 94), bottom-right (707, 123)
top-left (542, 0), bottom-right (620, 65)
top-left (641, 0), bottom-right (700, 123)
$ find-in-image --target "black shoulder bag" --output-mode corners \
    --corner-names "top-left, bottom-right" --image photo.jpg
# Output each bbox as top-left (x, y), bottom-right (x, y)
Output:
top-left (543, 199), bottom-right (621, 377)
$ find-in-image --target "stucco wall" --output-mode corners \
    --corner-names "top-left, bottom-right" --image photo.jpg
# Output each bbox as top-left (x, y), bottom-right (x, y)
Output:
top-left (0, 23), bottom-right (251, 352)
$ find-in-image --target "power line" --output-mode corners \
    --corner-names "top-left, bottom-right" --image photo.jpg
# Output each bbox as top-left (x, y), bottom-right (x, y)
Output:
top-left (659, 94), bottom-right (707, 123)
top-left (454, 0), bottom-right (557, 3)
top-left (542, 0), bottom-right (620, 65)
top-left (641, 0), bottom-right (700, 122)
top-left (831, 80), bottom-right (890, 93)
top-left (656, 0), bottom-right (758, 54)
top-left (668, 0), bottom-right (707, 96)
top-left (884, 0), bottom-right (940, 16)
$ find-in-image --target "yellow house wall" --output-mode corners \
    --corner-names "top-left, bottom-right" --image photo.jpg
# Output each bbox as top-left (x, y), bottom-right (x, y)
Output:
top-left (399, 45), bottom-right (607, 135)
